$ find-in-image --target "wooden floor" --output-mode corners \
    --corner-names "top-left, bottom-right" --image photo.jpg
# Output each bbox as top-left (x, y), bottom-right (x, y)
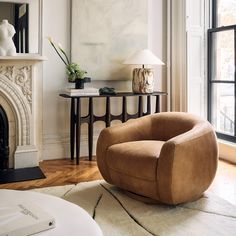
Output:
top-left (209, 160), bottom-right (236, 205)
top-left (0, 158), bottom-right (236, 205)
top-left (0, 158), bottom-right (102, 190)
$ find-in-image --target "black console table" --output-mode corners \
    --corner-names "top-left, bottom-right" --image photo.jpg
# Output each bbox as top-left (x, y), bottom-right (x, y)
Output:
top-left (60, 92), bottom-right (167, 164)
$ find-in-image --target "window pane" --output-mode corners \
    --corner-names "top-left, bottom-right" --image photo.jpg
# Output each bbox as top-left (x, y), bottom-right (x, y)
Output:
top-left (217, 0), bottom-right (236, 27)
top-left (211, 83), bottom-right (235, 135)
top-left (211, 30), bottom-right (235, 81)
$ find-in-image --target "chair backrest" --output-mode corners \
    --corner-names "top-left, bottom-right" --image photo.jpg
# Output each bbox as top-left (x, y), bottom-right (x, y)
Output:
top-left (150, 112), bottom-right (209, 141)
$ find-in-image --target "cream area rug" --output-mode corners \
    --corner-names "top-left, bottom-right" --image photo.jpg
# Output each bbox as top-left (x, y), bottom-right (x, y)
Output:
top-left (32, 180), bottom-right (236, 236)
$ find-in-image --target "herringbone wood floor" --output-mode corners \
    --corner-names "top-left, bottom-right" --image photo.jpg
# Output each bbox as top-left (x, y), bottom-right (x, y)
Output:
top-left (0, 158), bottom-right (235, 205)
top-left (0, 158), bottom-right (102, 190)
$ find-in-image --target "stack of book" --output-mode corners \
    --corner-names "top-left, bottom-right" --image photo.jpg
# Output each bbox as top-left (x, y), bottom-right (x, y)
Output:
top-left (65, 88), bottom-right (99, 96)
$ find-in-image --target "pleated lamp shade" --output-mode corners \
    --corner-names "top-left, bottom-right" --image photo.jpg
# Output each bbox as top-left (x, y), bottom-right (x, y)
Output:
top-left (123, 49), bottom-right (164, 66)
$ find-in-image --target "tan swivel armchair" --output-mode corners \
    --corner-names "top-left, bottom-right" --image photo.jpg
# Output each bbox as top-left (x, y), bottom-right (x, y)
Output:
top-left (96, 112), bottom-right (218, 205)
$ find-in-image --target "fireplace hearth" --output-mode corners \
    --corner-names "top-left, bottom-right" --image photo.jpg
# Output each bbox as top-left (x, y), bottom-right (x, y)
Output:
top-left (0, 166), bottom-right (46, 184)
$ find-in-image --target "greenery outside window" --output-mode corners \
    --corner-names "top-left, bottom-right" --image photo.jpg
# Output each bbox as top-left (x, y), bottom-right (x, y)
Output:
top-left (208, 0), bottom-right (236, 142)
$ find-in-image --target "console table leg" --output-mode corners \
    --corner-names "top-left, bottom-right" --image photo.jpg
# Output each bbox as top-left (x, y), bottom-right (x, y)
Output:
top-left (106, 97), bottom-right (111, 127)
top-left (70, 98), bottom-right (75, 160)
top-left (76, 98), bottom-right (81, 165)
top-left (138, 96), bottom-right (143, 117)
top-left (147, 95), bottom-right (151, 115)
top-left (155, 95), bottom-right (160, 113)
top-left (122, 96), bottom-right (127, 122)
top-left (88, 97), bottom-right (93, 161)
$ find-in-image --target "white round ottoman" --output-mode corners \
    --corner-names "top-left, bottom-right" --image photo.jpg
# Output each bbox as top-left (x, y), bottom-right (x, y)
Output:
top-left (0, 189), bottom-right (103, 236)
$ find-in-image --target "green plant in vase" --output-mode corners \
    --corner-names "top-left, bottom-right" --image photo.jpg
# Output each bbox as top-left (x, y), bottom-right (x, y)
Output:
top-left (48, 37), bottom-right (89, 88)
top-left (66, 63), bottom-right (87, 82)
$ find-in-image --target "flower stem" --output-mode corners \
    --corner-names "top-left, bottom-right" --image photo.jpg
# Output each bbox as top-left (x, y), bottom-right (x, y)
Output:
top-left (51, 43), bottom-right (68, 66)
top-left (59, 47), bottom-right (70, 65)
top-left (61, 50), bottom-right (70, 65)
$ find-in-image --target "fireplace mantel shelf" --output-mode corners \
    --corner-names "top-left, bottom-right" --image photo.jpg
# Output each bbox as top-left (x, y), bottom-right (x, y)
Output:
top-left (0, 54), bottom-right (47, 61)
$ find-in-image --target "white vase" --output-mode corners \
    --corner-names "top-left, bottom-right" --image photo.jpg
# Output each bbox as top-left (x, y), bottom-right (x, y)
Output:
top-left (0, 19), bottom-right (17, 56)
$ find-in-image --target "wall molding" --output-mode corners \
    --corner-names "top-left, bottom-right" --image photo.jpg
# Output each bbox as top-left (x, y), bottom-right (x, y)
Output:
top-left (167, 0), bottom-right (187, 112)
top-left (43, 130), bottom-right (100, 160)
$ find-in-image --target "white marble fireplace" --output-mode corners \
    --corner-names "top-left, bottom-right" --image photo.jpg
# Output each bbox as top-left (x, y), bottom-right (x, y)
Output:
top-left (0, 55), bottom-right (44, 169)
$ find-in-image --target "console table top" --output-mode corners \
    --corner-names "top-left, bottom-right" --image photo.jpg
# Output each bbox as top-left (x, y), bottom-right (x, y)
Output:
top-left (60, 91), bottom-right (167, 98)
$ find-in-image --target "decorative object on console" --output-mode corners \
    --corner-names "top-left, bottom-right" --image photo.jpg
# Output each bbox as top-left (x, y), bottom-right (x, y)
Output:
top-left (74, 77), bottom-right (91, 89)
top-left (0, 19), bottom-right (17, 56)
top-left (48, 37), bottom-right (89, 87)
top-left (99, 87), bottom-right (117, 95)
top-left (124, 49), bottom-right (164, 93)
top-left (65, 87), bottom-right (99, 96)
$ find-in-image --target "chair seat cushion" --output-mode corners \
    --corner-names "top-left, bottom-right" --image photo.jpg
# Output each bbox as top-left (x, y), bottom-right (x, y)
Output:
top-left (107, 140), bottom-right (165, 181)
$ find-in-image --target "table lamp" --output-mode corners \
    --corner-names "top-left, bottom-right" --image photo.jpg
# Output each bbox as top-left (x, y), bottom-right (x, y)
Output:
top-left (123, 49), bottom-right (164, 93)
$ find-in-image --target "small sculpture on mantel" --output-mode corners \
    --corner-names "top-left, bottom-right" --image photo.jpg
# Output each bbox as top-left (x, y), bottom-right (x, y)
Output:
top-left (0, 19), bottom-right (17, 56)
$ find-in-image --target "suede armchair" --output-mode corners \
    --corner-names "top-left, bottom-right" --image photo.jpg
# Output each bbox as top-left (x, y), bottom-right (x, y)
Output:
top-left (96, 112), bottom-right (218, 205)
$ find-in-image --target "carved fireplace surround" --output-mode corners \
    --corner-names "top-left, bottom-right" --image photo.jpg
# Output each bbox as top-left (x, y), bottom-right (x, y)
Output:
top-left (0, 55), bottom-right (45, 169)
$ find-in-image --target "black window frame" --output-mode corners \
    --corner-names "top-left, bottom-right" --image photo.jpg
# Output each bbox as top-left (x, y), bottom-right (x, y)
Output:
top-left (207, 0), bottom-right (236, 142)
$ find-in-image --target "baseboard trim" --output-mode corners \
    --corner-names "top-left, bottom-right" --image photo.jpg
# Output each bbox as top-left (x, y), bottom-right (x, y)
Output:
top-left (218, 139), bottom-right (236, 164)
top-left (42, 132), bottom-right (100, 160)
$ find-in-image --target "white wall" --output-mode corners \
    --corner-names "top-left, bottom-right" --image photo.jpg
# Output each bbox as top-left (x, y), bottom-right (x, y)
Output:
top-left (42, 0), bottom-right (71, 159)
top-left (42, 0), bottom-right (167, 160)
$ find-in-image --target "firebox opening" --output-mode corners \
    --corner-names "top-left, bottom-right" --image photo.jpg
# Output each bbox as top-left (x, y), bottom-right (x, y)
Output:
top-left (0, 105), bottom-right (9, 170)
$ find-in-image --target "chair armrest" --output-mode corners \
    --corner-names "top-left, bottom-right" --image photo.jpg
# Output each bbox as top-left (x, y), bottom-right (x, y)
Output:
top-left (96, 115), bottom-right (153, 182)
top-left (157, 122), bottom-right (219, 204)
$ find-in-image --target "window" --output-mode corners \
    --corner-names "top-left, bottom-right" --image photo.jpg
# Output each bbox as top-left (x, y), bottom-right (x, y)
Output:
top-left (208, 0), bottom-right (236, 142)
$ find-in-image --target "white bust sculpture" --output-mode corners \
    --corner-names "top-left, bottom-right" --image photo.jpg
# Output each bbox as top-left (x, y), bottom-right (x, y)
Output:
top-left (0, 19), bottom-right (17, 56)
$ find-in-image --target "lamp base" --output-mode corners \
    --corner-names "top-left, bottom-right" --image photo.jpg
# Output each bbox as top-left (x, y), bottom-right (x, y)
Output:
top-left (132, 68), bottom-right (154, 94)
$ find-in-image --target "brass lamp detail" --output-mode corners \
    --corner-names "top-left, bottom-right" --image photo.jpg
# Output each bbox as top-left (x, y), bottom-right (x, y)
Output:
top-left (124, 49), bottom-right (164, 94)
